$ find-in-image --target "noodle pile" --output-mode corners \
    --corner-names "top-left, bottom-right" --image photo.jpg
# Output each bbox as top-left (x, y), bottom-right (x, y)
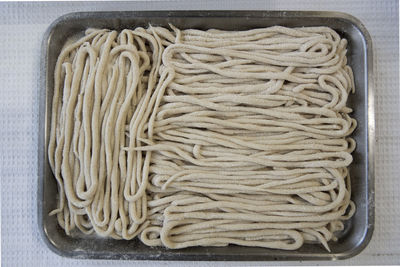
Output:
top-left (48, 25), bottom-right (356, 251)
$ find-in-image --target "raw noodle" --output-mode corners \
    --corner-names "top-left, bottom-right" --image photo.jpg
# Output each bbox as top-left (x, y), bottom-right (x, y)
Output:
top-left (49, 25), bottom-right (356, 251)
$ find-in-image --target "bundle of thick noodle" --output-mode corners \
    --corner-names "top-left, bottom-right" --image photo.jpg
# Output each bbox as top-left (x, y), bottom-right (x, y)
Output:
top-left (48, 25), bottom-right (356, 251)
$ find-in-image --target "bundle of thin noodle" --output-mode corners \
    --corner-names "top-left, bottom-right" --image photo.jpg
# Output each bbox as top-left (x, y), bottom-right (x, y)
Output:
top-left (48, 27), bottom-right (168, 239)
top-left (49, 25), bottom-right (356, 251)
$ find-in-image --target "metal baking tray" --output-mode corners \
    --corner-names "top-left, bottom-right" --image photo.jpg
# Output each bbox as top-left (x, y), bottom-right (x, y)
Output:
top-left (38, 10), bottom-right (374, 261)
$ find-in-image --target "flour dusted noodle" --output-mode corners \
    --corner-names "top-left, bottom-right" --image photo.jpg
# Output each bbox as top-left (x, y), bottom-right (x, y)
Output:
top-left (49, 25), bottom-right (356, 251)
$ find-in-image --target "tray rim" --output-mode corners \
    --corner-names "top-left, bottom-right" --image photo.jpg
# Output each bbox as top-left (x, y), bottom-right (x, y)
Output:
top-left (37, 10), bottom-right (375, 261)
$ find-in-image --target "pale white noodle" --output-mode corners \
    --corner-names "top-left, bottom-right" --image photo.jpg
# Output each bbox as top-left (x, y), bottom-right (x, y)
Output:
top-left (49, 25), bottom-right (356, 251)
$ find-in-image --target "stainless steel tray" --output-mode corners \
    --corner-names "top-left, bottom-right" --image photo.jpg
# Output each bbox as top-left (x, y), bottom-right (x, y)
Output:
top-left (38, 10), bottom-right (374, 261)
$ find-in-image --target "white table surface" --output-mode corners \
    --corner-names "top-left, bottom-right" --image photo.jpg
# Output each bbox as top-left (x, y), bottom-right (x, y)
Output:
top-left (1, 0), bottom-right (399, 265)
